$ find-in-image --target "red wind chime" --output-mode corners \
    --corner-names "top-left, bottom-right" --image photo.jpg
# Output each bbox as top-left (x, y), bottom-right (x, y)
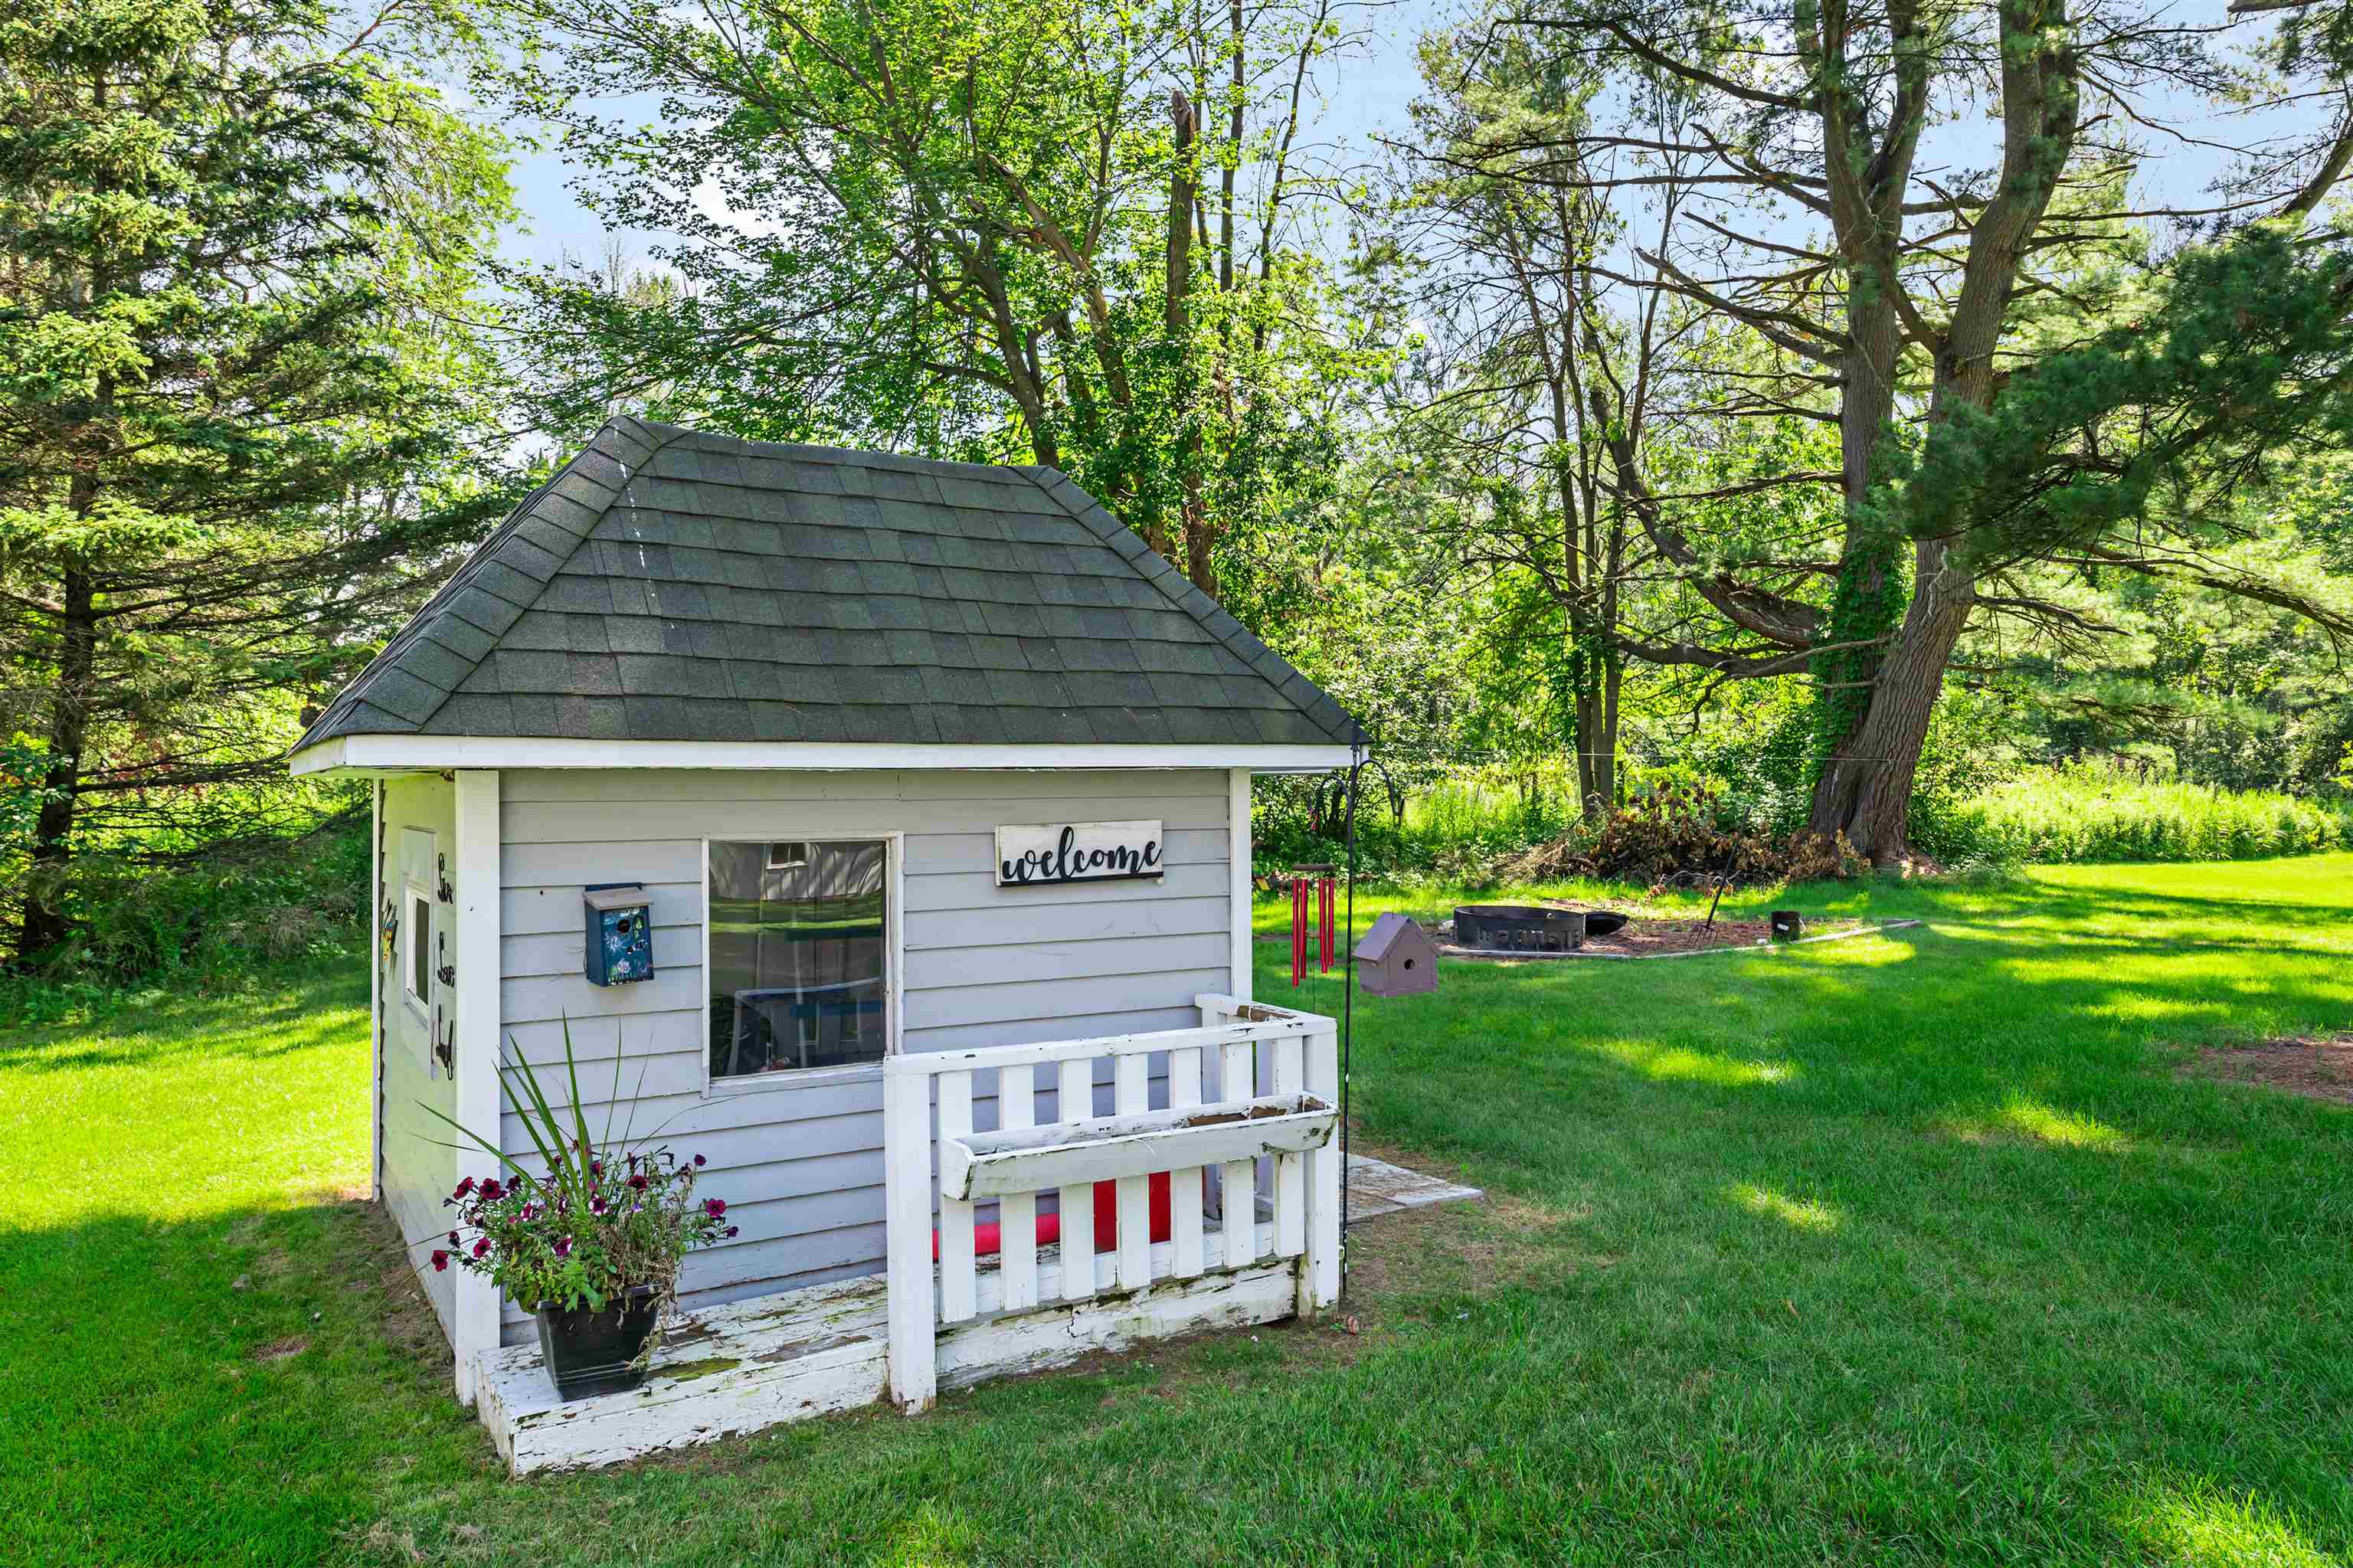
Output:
top-left (1289, 863), bottom-right (1336, 987)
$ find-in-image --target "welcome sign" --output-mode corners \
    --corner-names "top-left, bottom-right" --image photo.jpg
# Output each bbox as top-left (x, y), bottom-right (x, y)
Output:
top-left (996, 820), bottom-right (1164, 887)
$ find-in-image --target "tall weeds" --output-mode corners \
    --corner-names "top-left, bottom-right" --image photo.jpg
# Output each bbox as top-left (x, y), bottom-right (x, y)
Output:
top-left (1914, 763), bottom-right (2348, 863)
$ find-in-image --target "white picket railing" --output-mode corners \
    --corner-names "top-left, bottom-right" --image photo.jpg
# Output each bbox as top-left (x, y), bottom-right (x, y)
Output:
top-left (883, 996), bottom-right (1341, 1413)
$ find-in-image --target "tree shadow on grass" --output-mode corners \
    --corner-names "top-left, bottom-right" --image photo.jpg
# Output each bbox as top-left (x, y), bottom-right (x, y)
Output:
top-left (0, 1191), bottom-right (489, 1566)
top-left (0, 974), bottom-right (365, 1074)
top-left (1795, 869), bottom-right (2353, 936)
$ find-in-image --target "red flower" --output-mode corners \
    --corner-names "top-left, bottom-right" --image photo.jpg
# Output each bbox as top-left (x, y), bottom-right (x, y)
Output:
top-left (479, 1177), bottom-right (504, 1201)
top-left (704, 1198), bottom-right (727, 1219)
top-left (723, 1225), bottom-right (738, 1239)
top-left (553, 1236), bottom-right (572, 1259)
top-left (447, 1230), bottom-right (460, 1246)
top-left (430, 1250), bottom-right (450, 1272)
top-left (589, 1160), bottom-right (603, 1176)
top-left (692, 1154), bottom-right (707, 1168)
top-left (453, 1177), bottom-right (475, 1198)
top-left (628, 1174), bottom-right (648, 1191)
top-left (472, 1237), bottom-right (492, 1259)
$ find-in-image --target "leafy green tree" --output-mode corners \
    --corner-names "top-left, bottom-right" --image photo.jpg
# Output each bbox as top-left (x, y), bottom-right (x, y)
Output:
top-left (486, 0), bottom-right (1395, 602)
top-left (0, 0), bottom-right (515, 960)
top-left (1451, 0), bottom-right (2353, 859)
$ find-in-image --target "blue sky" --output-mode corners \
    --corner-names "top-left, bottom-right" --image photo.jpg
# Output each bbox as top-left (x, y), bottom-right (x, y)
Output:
top-left (491, 0), bottom-right (1444, 271)
top-left (487, 1), bottom-right (2293, 286)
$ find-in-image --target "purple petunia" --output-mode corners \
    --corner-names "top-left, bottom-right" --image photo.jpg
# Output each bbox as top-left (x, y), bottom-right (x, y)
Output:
top-left (553, 1236), bottom-right (571, 1259)
top-left (590, 1196), bottom-right (608, 1216)
top-left (692, 1154), bottom-right (707, 1167)
top-left (704, 1198), bottom-right (726, 1219)
top-left (447, 1230), bottom-right (460, 1246)
top-left (723, 1225), bottom-right (738, 1239)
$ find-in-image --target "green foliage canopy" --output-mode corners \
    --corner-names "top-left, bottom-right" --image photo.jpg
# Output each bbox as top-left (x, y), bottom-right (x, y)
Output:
top-left (0, 0), bottom-right (519, 959)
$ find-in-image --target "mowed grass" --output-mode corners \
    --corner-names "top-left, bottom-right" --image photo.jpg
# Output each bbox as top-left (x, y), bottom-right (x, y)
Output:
top-left (5, 859), bottom-right (2351, 1564)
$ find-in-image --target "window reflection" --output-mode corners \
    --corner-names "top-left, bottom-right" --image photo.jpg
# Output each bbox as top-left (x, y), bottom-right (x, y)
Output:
top-left (708, 840), bottom-right (889, 1078)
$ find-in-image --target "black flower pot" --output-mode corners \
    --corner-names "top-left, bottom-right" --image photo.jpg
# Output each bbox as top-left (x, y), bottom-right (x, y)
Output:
top-left (534, 1285), bottom-right (661, 1399)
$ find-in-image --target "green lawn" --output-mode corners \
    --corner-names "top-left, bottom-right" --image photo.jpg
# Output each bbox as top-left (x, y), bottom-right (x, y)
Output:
top-left (5, 859), bottom-right (2351, 1565)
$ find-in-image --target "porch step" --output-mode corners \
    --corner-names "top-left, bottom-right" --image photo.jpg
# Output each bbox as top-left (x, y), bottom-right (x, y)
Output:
top-left (1346, 1153), bottom-right (1483, 1220)
top-left (474, 1220), bottom-right (1295, 1475)
top-left (476, 1273), bottom-right (893, 1475)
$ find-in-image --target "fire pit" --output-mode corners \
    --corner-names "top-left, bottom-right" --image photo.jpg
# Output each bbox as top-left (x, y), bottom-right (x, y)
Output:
top-left (1454, 904), bottom-right (1588, 952)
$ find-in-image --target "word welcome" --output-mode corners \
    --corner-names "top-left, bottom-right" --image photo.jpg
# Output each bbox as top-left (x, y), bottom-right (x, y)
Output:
top-left (996, 820), bottom-right (1165, 887)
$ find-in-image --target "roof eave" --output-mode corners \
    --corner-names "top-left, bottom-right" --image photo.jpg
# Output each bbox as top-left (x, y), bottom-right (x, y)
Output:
top-left (288, 734), bottom-right (1361, 776)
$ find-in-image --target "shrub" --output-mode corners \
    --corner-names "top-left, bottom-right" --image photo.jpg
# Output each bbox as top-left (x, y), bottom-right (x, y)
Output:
top-left (1914, 762), bottom-right (2351, 864)
top-left (0, 816), bottom-right (370, 1024)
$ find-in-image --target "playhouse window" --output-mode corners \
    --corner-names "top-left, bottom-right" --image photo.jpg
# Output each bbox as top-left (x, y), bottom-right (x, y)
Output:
top-left (404, 891), bottom-right (431, 1013)
top-left (708, 839), bottom-right (890, 1079)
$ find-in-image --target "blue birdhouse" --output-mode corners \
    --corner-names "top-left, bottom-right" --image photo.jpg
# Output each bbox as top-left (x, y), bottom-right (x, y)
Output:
top-left (584, 883), bottom-right (653, 985)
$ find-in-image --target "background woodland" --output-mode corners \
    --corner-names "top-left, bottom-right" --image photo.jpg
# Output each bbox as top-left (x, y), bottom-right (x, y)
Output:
top-left (8, 0), bottom-right (2353, 997)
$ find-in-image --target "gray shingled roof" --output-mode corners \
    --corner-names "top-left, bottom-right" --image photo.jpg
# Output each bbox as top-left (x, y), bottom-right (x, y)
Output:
top-left (295, 418), bottom-right (1363, 754)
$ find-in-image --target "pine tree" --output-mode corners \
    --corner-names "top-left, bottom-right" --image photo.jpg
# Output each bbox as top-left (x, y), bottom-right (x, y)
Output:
top-left (0, 0), bottom-right (514, 960)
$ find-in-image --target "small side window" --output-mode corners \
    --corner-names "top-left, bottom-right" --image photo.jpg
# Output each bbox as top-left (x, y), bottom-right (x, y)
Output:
top-left (405, 891), bottom-right (432, 1012)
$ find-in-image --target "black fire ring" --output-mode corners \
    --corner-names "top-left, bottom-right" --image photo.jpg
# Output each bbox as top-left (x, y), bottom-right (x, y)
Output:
top-left (1454, 904), bottom-right (1589, 952)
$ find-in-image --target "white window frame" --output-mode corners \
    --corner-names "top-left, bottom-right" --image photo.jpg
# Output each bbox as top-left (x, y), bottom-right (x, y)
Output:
top-left (701, 831), bottom-right (904, 1096)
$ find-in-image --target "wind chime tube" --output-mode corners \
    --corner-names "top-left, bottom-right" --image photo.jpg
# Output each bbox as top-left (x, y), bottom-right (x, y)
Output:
top-left (1290, 874), bottom-right (1307, 987)
top-left (1317, 873), bottom-right (1334, 973)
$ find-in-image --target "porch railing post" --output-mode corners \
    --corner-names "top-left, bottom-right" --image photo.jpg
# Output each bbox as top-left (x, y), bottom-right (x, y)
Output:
top-left (882, 1065), bottom-right (937, 1413)
top-left (1301, 1020), bottom-right (1342, 1315)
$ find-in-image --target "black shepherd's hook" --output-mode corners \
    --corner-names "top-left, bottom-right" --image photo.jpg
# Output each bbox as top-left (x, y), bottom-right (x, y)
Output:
top-left (1340, 738), bottom-right (1364, 1298)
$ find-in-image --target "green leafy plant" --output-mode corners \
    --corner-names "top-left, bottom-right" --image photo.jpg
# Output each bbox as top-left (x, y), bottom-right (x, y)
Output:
top-left (424, 1020), bottom-right (733, 1326)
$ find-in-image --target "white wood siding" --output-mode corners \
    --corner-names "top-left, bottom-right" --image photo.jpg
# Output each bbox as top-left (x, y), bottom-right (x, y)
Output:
top-left (378, 772), bottom-right (457, 1341)
top-left (493, 768), bottom-right (1232, 1341)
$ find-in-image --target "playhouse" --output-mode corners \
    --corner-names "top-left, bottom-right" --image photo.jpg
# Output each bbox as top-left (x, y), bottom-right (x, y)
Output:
top-left (288, 417), bottom-right (1362, 1470)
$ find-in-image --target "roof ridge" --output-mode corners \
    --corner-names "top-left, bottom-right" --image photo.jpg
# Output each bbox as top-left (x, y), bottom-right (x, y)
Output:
top-left (1009, 466), bottom-right (1364, 748)
top-left (634, 420), bottom-right (1047, 483)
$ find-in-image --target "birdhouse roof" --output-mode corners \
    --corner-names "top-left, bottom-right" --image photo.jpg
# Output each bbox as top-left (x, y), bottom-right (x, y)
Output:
top-left (1353, 911), bottom-right (1434, 963)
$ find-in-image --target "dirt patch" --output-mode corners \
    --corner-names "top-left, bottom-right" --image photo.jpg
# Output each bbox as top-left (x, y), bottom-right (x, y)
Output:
top-left (2184, 1034), bottom-right (2353, 1105)
top-left (252, 1336), bottom-right (309, 1363)
top-left (1341, 1189), bottom-right (1579, 1305)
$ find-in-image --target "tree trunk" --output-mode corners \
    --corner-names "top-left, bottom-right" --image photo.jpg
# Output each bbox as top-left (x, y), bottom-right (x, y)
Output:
top-left (1165, 88), bottom-right (1215, 594)
top-left (1807, 538), bottom-right (1973, 859)
top-left (18, 566), bottom-right (97, 961)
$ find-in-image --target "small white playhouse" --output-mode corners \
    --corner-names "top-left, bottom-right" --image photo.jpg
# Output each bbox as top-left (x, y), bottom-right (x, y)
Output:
top-left (289, 418), bottom-right (1363, 1472)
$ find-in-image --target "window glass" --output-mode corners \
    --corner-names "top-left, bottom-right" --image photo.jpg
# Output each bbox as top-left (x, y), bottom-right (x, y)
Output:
top-left (709, 840), bottom-right (889, 1079)
top-left (408, 893), bottom-right (431, 1005)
